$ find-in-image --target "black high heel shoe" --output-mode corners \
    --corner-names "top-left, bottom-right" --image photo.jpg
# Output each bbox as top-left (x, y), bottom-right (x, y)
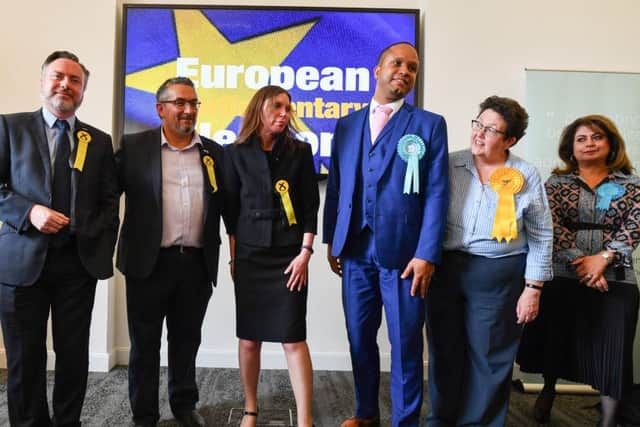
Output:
top-left (533, 388), bottom-right (555, 423)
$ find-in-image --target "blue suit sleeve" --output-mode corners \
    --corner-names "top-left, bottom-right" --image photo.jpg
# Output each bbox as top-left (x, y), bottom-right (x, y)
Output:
top-left (414, 116), bottom-right (449, 264)
top-left (0, 115), bottom-right (37, 233)
top-left (322, 119), bottom-right (342, 245)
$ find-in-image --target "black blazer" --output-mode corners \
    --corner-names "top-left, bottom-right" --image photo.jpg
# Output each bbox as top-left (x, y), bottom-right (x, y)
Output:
top-left (115, 127), bottom-right (226, 284)
top-left (0, 110), bottom-right (120, 286)
top-left (224, 136), bottom-right (319, 247)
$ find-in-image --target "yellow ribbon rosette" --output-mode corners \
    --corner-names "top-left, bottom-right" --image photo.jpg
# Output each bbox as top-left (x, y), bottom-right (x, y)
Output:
top-left (275, 179), bottom-right (297, 226)
top-left (73, 130), bottom-right (92, 171)
top-left (489, 167), bottom-right (524, 243)
top-left (202, 155), bottom-right (218, 193)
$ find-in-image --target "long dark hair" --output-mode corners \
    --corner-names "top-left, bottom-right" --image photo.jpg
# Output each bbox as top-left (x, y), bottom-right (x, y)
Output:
top-left (553, 114), bottom-right (634, 175)
top-left (235, 85), bottom-right (300, 148)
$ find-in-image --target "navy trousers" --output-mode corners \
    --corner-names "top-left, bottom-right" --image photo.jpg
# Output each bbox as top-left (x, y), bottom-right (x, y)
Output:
top-left (0, 243), bottom-right (96, 427)
top-left (425, 251), bottom-right (525, 427)
top-left (342, 228), bottom-right (425, 427)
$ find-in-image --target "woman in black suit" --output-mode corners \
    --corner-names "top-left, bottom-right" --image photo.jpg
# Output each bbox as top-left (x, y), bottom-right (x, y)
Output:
top-left (225, 85), bottom-right (319, 427)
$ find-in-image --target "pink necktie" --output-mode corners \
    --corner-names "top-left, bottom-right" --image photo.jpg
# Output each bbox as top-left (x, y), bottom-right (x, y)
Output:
top-left (371, 105), bottom-right (392, 142)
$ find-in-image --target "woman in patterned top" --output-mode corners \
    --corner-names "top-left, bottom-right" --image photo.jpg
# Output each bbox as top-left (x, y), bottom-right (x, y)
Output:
top-left (517, 115), bottom-right (640, 427)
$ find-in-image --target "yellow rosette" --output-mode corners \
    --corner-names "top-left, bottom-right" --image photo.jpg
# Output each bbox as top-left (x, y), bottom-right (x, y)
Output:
top-left (73, 130), bottom-right (92, 171)
top-left (202, 155), bottom-right (218, 192)
top-left (275, 179), bottom-right (297, 226)
top-left (489, 167), bottom-right (524, 243)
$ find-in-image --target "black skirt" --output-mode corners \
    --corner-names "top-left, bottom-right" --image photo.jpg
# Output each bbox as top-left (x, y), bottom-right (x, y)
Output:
top-left (234, 243), bottom-right (307, 343)
top-left (517, 276), bottom-right (639, 400)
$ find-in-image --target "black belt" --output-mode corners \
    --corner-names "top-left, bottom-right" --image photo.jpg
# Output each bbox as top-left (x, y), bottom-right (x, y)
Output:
top-left (563, 221), bottom-right (616, 232)
top-left (159, 245), bottom-right (203, 255)
top-left (243, 208), bottom-right (282, 220)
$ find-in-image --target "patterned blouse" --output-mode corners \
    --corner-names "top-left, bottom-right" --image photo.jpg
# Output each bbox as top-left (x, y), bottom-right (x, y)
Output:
top-left (546, 170), bottom-right (640, 285)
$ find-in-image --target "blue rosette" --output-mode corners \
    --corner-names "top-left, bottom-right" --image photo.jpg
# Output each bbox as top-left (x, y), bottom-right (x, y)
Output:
top-left (397, 134), bottom-right (426, 194)
top-left (596, 182), bottom-right (625, 210)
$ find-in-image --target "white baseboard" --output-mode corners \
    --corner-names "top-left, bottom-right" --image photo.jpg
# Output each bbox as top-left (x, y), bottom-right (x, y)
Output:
top-left (1, 348), bottom-right (395, 373)
top-left (111, 347), bottom-right (392, 372)
top-left (0, 349), bottom-right (117, 372)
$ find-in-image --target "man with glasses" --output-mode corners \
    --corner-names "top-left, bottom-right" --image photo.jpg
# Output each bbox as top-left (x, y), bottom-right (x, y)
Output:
top-left (116, 77), bottom-right (227, 427)
top-left (0, 50), bottom-right (119, 426)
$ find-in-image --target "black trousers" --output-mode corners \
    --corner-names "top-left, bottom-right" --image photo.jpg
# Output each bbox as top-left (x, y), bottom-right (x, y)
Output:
top-left (125, 247), bottom-right (212, 425)
top-left (0, 243), bottom-right (96, 427)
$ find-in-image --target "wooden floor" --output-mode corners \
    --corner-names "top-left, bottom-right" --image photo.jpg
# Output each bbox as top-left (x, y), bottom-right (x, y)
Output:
top-left (0, 367), bottom-right (604, 426)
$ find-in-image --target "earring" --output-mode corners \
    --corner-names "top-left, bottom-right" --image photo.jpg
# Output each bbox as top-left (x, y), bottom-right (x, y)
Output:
top-left (570, 154), bottom-right (575, 162)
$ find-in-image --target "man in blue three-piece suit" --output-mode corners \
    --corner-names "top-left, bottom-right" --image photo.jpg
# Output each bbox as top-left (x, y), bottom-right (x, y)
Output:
top-left (323, 42), bottom-right (449, 427)
top-left (0, 51), bottom-right (120, 426)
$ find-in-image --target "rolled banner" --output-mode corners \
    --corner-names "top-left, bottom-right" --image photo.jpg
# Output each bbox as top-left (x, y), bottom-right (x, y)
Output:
top-left (396, 134), bottom-right (426, 194)
top-left (275, 179), bottom-right (297, 226)
top-left (596, 182), bottom-right (625, 210)
top-left (489, 167), bottom-right (524, 243)
top-left (202, 155), bottom-right (218, 192)
top-left (73, 130), bottom-right (92, 171)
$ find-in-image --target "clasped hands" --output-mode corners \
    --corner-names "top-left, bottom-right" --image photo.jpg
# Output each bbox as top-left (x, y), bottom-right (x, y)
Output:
top-left (572, 254), bottom-right (610, 292)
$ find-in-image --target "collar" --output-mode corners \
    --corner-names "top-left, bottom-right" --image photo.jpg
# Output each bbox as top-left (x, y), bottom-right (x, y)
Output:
top-left (453, 149), bottom-right (515, 173)
top-left (160, 128), bottom-right (202, 151)
top-left (42, 107), bottom-right (76, 131)
top-left (369, 98), bottom-right (404, 119)
top-left (569, 169), bottom-right (628, 182)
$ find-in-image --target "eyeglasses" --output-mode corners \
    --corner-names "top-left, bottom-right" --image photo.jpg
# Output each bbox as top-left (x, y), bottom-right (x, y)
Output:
top-left (159, 99), bottom-right (201, 109)
top-left (471, 119), bottom-right (505, 136)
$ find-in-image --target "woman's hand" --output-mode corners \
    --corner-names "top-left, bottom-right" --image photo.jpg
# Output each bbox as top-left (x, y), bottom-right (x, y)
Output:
top-left (572, 255), bottom-right (609, 292)
top-left (516, 287), bottom-right (541, 324)
top-left (284, 249), bottom-right (312, 291)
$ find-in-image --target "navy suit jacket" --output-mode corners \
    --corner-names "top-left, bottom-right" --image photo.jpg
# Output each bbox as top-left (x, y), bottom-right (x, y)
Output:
top-left (0, 109), bottom-right (120, 286)
top-left (115, 128), bottom-right (226, 284)
top-left (323, 103), bottom-right (449, 268)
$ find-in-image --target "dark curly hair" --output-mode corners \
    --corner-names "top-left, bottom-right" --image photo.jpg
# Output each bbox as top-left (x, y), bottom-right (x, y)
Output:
top-left (477, 96), bottom-right (529, 145)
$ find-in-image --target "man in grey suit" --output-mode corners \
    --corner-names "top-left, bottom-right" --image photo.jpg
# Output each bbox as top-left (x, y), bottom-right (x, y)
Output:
top-left (116, 77), bottom-right (227, 427)
top-left (0, 50), bottom-right (120, 426)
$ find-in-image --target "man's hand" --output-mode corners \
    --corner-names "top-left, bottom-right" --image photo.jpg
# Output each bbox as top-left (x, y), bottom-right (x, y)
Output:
top-left (29, 204), bottom-right (69, 234)
top-left (401, 258), bottom-right (435, 298)
top-left (326, 244), bottom-right (342, 277)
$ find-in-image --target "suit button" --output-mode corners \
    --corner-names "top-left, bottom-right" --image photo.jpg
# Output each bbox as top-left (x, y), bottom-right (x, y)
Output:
top-left (369, 152), bottom-right (375, 157)
top-left (368, 168), bottom-right (373, 172)
top-left (366, 199), bottom-right (372, 204)
top-left (367, 184), bottom-right (372, 188)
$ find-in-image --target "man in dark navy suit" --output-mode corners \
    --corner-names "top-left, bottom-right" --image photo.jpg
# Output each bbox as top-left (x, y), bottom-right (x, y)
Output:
top-left (0, 50), bottom-right (120, 427)
top-left (323, 43), bottom-right (449, 427)
top-left (116, 77), bottom-right (227, 427)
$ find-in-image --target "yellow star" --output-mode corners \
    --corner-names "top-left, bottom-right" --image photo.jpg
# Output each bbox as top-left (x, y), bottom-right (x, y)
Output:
top-left (126, 9), bottom-right (316, 135)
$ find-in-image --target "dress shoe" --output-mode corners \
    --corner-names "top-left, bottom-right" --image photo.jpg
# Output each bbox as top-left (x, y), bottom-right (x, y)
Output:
top-left (533, 389), bottom-right (555, 424)
top-left (340, 415), bottom-right (381, 427)
top-left (175, 409), bottom-right (205, 427)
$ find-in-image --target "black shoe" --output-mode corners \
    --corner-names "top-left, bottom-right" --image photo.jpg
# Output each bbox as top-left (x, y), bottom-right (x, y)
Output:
top-left (175, 409), bottom-right (205, 427)
top-left (533, 389), bottom-right (555, 423)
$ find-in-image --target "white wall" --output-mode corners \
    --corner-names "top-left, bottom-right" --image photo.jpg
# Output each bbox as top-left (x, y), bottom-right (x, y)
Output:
top-left (1, 0), bottom-right (640, 374)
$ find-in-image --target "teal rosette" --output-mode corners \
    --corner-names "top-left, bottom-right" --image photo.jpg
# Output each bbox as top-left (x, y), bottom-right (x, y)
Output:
top-left (397, 134), bottom-right (426, 194)
top-left (596, 182), bottom-right (625, 210)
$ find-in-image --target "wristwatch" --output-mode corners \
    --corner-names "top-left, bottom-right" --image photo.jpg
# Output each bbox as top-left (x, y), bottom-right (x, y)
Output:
top-left (600, 251), bottom-right (613, 264)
